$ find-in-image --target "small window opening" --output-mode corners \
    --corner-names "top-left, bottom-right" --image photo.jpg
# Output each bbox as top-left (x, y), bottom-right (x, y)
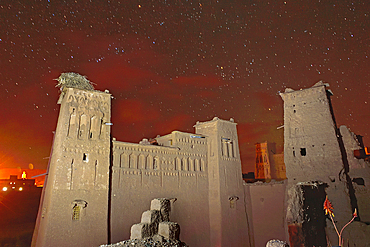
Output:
top-left (83, 153), bottom-right (88, 162)
top-left (71, 200), bottom-right (87, 221)
top-left (352, 177), bottom-right (365, 186)
top-left (90, 132), bottom-right (93, 139)
top-left (293, 110), bottom-right (296, 113)
top-left (300, 148), bottom-right (306, 156)
top-left (72, 205), bottom-right (80, 220)
top-left (293, 151), bottom-right (295, 157)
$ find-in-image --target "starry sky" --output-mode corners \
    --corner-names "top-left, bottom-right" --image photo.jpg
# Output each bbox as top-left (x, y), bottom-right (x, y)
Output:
top-left (1, 0), bottom-right (369, 173)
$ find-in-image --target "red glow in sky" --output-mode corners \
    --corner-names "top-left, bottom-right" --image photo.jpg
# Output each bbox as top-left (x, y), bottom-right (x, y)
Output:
top-left (1, 1), bottom-right (369, 172)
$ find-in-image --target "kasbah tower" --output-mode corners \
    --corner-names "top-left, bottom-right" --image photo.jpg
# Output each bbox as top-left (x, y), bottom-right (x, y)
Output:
top-left (32, 74), bottom-right (112, 247)
top-left (280, 81), bottom-right (370, 246)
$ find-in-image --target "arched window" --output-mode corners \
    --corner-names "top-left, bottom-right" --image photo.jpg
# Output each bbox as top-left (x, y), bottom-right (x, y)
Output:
top-left (188, 158), bottom-right (193, 171)
top-left (194, 159), bottom-right (200, 171)
top-left (175, 157), bottom-right (181, 170)
top-left (138, 154), bottom-right (146, 169)
top-left (89, 116), bottom-right (100, 139)
top-left (120, 153), bottom-right (129, 168)
top-left (129, 154), bottom-right (137, 169)
top-left (153, 156), bottom-right (159, 170)
top-left (147, 155), bottom-right (153, 169)
top-left (68, 109), bottom-right (77, 138)
top-left (79, 114), bottom-right (88, 140)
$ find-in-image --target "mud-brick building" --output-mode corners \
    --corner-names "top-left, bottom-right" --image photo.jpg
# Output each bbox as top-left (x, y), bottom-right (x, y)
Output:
top-left (32, 74), bottom-right (370, 247)
top-left (110, 119), bottom-right (250, 246)
top-left (31, 73), bottom-right (250, 247)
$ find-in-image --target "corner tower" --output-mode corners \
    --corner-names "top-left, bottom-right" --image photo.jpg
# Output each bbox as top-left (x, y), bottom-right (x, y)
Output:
top-left (195, 117), bottom-right (250, 247)
top-left (280, 82), bottom-right (354, 246)
top-left (280, 81), bottom-right (344, 183)
top-left (32, 73), bottom-right (111, 247)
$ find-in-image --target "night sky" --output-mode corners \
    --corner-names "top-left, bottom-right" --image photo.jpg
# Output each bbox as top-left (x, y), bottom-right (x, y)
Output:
top-left (1, 0), bottom-right (369, 173)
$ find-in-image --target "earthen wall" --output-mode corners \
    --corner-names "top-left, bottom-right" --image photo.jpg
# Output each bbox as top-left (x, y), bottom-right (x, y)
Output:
top-left (111, 135), bottom-right (210, 246)
top-left (244, 181), bottom-right (287, 247)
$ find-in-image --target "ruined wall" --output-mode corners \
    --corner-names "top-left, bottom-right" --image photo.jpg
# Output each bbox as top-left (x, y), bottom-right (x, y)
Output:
top-left (280, 82), bottom-right (370, 246)
top-left (111, 131), bottom-right (210, 246)
top-left (337, 125), bottom-right (370, 244)
top-left (32, 88), bottom-right (111, 247)
top-left (339, 125), bottom-right (370, 221)
top-left (280, 82), bottom-right (348, 245)
top-left (244, 181), bottom-right (287, 247)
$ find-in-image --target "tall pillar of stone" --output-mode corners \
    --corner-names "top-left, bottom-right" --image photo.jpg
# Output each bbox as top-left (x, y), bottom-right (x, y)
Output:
top-left (280, 81), bottom-right (353, 246)
top-left (32, 74), bottom-right (112, 247)
top-left (195, 117), bottom-right (251, 247)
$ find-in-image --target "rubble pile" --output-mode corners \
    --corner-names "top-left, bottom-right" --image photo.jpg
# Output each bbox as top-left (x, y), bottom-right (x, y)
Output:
top-left (100, 237), bottom-right (188, 247)
top-left (101, 198), bottom-right (188, 247)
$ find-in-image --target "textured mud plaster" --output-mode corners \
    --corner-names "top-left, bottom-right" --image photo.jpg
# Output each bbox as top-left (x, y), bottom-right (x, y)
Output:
top-left (244, 180), bottom-right (287, 247)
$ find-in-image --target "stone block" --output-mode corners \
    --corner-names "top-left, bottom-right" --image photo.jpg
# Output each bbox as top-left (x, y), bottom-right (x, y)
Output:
top-left (130, 223), bottom-right (151, 239)
top-left (150, 198), bottom-right (172, 221)
top-left (141, 210), bottom-right (161, 224)
top-left (158, 222), bottom-right (180, 240)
